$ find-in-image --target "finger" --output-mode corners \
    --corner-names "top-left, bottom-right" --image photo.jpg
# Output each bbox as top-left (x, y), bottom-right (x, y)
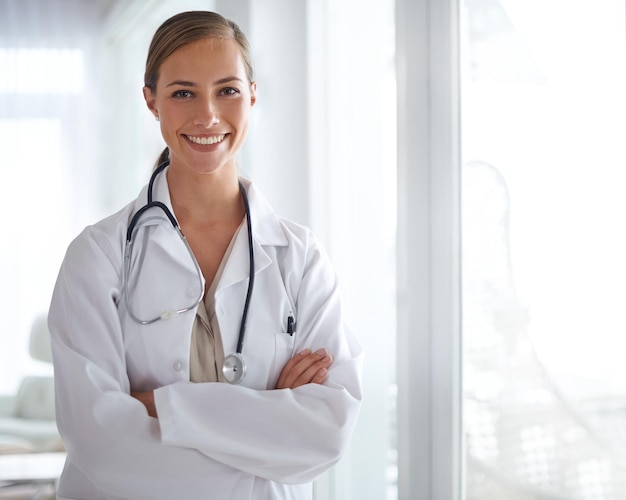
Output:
top-left (292, 354), bottom-right (333, 389)
top-left (277, 348), bottom-right (328, 389)
top-left (312, 367), bottom-right (329, 384)
top-left (276, 348), bottom-right (311, 389)
top-left (287, 348), bottom-right (329, 386)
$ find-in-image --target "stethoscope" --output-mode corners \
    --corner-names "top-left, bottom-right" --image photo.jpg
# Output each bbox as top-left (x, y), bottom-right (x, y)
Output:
top-left (123, 159), bottom-right (255, 384)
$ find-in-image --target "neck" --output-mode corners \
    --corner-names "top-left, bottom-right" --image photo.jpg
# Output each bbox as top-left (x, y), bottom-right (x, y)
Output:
top-left (166, 165), bottom-right (244, 228)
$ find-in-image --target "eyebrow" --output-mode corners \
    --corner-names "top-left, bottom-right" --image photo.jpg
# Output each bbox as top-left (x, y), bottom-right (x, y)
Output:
top-left (165, 76), bottom-right (245, 88)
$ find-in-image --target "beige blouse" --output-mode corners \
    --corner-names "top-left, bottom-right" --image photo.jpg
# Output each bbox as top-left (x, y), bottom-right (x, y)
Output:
top-left (188, 220), bottom-right (243, 383)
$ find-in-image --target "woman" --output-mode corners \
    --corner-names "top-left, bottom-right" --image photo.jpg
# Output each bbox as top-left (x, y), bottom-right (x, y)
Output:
top-left (48, 10), bottom-right (362, 500)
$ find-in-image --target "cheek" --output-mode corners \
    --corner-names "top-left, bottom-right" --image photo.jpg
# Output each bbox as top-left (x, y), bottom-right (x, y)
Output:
top-left (233, 105), bottom-right (252, 131)
top-left (158, 102), bottom-right (178, 121)
top-left (157, 106), bottom-right (185, 134)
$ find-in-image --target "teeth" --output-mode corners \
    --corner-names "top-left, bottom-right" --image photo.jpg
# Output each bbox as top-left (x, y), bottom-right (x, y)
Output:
top-left (187, 134), bottom-right (225, 145)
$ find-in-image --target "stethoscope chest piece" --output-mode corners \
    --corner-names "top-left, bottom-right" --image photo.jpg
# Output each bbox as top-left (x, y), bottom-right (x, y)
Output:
top-left (222, 352), bottom-right (247, 384)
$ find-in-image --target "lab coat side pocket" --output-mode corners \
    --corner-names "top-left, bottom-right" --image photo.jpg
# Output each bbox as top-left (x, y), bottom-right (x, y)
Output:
top-left (269, 333), bottom-right (296, 389)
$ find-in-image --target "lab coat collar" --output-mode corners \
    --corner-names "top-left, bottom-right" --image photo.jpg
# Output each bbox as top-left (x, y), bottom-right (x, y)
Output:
top-left (237, 177), bottom-right (288, 247)
top-left (218, 177), bottom-right (289, 291)
top-left (132, 169), bottom-right (289, 247)
top-left (130, 168), bottom-right (289, 291)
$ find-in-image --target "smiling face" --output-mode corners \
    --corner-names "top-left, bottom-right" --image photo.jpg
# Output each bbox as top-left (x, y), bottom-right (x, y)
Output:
top-left (143, 37), bottom-right (256, 177)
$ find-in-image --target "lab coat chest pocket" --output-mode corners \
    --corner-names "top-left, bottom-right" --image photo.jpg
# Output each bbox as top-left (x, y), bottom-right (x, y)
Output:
top-left (218, 263), bottom-right (297, 390)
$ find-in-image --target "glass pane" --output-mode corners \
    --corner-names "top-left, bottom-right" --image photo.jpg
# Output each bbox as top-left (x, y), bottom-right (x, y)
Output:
top-left (461, 1), bottom-right (626, 498)
top-left (305, 1), bottom-right (396, 498)
top-left (0, 118), bottom-right (70, 394)
top-left (0, 48), bottom-right (83, 94)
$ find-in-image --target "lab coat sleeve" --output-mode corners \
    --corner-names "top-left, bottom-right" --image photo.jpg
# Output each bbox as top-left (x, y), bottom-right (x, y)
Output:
top-left (154, 230), bottom-right (363, 484)
top-left (49, 227), bottom-right (242, 499)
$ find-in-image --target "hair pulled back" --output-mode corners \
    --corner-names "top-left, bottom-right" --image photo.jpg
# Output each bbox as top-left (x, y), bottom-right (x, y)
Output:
top-left (145, 11), bottom-right (254, 167)
top-left (145, 11), bottom-right (254, 91)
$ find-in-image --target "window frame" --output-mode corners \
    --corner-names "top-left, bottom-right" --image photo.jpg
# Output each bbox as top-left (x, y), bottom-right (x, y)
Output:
top-left (395, 0), bottom-right (463, 498)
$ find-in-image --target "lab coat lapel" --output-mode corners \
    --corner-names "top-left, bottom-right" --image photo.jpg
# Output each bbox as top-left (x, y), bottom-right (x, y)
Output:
top-left (214, 179), bottom-right (286, 363)
top-left (128, 172), bottom-right (288, 311)
top-left (217, 177), bottom-right (288, 292)
top-left (242, 177), bottom-right (289, 248)
top-left (217, 221), bottom-right (271, 291)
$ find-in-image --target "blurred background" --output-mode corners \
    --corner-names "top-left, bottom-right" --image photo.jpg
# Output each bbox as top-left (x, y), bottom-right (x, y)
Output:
top-left (0, 0), bottom-right (625, 499)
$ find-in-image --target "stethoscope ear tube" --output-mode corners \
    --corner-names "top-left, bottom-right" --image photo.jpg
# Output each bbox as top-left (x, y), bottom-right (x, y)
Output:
top-left (126, 201), bottom-right (179, 242)
top-left (149, 159), bottom-right (170, 203)
top-left (126, 159), bottom-right (174, 242)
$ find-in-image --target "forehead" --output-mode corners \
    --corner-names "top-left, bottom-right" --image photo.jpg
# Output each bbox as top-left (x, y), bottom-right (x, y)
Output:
top-left (158, 38), bottom-right (246, 83)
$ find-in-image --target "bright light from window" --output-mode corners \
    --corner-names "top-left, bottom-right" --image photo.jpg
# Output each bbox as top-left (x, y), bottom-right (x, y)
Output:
top-left (462, 0), bottom-right (626, 497)
top-left (0, 48), bottom-right (84, 95)
top-left (0, 118), bottom-right (70, 394)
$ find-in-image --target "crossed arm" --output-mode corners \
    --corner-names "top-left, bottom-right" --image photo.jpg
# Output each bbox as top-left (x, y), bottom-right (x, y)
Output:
top-left (132, 347), bottom-right (333, 418)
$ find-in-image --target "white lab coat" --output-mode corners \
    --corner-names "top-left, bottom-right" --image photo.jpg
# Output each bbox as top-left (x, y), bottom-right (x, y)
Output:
top-left (48, 173), bottom-right (363, 500)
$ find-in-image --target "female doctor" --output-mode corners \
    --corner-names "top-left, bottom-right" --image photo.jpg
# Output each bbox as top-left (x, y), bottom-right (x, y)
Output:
top-left (48, 10), bottom-right (362, 500)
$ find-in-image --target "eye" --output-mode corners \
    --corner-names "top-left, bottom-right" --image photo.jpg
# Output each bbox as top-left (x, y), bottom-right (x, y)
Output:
top-left (220, 87), bottom-right (240, 96)
top-left (172, 89), bottom-right (193, 99)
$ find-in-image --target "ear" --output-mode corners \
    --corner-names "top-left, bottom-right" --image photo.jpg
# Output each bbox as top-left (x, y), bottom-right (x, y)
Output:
top-left (143, 86), bottom-right (159, 118)
top-left (249, 81), bottom-right (257, 107)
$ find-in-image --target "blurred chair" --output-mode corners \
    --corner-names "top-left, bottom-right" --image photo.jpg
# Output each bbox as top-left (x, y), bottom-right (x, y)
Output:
top-left (0, 314), bottom-right (63, 454)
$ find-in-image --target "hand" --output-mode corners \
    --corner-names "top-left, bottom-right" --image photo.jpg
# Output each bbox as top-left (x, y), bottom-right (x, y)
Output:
top-left (131, 391), bottom-right (158, 418)
top-left (276, 348), bottom-right (333, 389)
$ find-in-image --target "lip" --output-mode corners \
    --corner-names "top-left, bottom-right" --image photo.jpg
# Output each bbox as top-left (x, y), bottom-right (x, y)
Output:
top-left (183, 133), bottom-right (229, 150)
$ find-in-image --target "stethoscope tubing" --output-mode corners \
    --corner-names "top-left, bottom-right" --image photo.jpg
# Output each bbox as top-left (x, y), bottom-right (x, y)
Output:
top-left (124, 159), bottom-right (255, 366)
top-left (237, 181), bottom-right (255, 354)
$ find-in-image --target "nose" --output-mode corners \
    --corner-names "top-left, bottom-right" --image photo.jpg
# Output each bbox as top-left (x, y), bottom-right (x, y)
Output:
top-left (193, 96), bottom-right (219, 127)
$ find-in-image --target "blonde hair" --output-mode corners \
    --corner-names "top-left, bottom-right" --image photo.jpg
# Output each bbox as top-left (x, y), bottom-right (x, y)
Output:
top-left (145, 11), bottom-right (255, 168)
top-left (145, 10), bottom-right (254, 91)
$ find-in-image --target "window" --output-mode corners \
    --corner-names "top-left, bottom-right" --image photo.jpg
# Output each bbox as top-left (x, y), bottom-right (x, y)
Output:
top-left (461, 1), bottom-right (626, 497)
top-left (0, 49), bottom-right (83, 393)
top-left (306, 1), bottom-right (397, 498)
top-left (0, 48), bottom-right (83, 94)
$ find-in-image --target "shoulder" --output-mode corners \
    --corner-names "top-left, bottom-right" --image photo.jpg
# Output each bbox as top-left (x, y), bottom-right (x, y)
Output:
top-left (63, 200), bottom-right (136, 270)
top-left (277, 217), bottom-right (324, 260)
top-left (243, 178), bottom-right (324, 256)
top-left (246, 181), bottom-right (335, 281)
